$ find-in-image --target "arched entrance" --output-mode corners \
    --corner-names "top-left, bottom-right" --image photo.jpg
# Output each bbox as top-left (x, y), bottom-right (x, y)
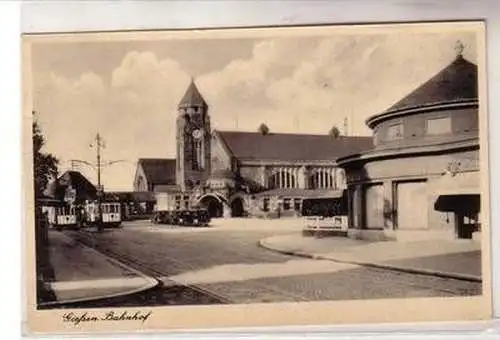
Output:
top-left (198, 195), bottom-right (224, 218)
top-left (230, 197), bottom-right (245, 217)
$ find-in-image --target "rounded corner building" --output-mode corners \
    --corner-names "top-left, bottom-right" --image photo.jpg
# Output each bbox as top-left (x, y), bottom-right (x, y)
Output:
top-left (337, 42), bottom-right (481, 242)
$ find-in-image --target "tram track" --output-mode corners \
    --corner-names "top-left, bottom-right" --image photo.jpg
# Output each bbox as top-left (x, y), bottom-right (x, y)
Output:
top-left (69, 228), bottom-right (316, 304)
top-left (61, 230), bottom-right (233, 308)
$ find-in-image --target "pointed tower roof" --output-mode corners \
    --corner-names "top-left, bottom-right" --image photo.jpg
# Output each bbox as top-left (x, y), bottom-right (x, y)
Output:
top-left (178, 78), bottom-right (207, 109)
top-left (385, 41), bottom-right (477, 114)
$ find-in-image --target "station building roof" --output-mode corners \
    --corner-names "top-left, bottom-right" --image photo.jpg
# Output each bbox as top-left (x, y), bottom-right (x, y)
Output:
top-left (216, 130), bottom-right (373, 163)
top-left (137, 158), bottom-right (176, 186)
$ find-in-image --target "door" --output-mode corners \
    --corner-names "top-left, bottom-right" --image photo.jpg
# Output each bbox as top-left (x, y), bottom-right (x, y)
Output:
top-left (396, 181), bottom-right (428, 230)
top-left (365, 184), bottom-right (384, 229)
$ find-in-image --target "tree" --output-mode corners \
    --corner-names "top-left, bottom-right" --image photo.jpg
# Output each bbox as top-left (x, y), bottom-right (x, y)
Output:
top-left (258, 123), bottom-right (270, 135)
top-left (329, 125), bottom-right (341, 138)
top-left (33, 111), bottom-right (59, 200)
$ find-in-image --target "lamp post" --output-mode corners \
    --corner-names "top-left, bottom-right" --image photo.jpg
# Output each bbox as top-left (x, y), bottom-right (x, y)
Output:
top-left (92, 133), bottom-right (105, 231)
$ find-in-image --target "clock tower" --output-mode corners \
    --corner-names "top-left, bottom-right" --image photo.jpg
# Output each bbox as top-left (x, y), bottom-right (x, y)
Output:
top-left (176, 79), bottom-right (211, 191)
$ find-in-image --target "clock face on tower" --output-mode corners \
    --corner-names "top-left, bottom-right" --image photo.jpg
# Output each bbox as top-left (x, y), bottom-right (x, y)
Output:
top-left (192, 129), bottom-right (203, 140)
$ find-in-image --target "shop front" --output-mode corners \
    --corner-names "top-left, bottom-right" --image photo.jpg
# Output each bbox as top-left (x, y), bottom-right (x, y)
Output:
top-left (431, 171), bottom-right (481, 240)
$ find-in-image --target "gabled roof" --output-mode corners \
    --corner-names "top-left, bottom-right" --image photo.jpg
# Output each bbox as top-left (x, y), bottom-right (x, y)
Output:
top-left (178, 79), bottom-right (207, 108)
top-left (45, 170), bottom-right (97, 203)
top-left (216, 130), bottom-right (373, 162)
top-left (138, 158), bottom-right (176, 186)
top-left (385, 55), bottom-right (478, 114)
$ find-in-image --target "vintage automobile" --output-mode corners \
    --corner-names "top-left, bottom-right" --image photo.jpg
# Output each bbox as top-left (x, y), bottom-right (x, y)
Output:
top-left (151, 209), bottom-right (210, 227)
top-left (177, 209), bottom-right (211, 227)
top-left (151, 211), bottom-right (168, 224)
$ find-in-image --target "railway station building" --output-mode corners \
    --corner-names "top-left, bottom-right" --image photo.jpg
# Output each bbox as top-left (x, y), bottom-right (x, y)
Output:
top-left (133, 80), bottom-right (373, 218)
top-left (337, 45), bottom-right (481, 241)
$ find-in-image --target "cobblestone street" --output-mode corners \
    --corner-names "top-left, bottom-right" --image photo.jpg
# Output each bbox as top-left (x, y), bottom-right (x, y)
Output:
top-left (49, 219), bottom-right (482, 307)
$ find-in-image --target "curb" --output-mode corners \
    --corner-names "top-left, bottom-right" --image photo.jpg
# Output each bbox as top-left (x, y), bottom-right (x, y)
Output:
top-left (39, 233), bottom-right (160, 308)
top-left (258, 238), bottom-right (482, 283)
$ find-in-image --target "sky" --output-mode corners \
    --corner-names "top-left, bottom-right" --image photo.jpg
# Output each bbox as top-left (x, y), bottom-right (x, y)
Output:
top-left (30, 27), bottom-right (478, 191)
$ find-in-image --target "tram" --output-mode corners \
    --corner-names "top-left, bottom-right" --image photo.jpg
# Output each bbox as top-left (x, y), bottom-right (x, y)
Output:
top-left (85, 201), bottom-right (122, 228)
top-left (43, 204), bottom-right (78, 231)
top-left (42, 200), bottom-right (122, 230)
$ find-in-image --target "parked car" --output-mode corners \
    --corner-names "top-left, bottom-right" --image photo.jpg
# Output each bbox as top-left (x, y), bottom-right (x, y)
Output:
top-left (177, 209), bottom-right (210, 227)
top-left (151, 209), bottom-right (211, 227)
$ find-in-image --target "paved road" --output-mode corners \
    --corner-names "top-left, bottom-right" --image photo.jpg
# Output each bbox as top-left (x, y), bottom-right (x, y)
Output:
top-left (61, 221), bottom-right (481, 307)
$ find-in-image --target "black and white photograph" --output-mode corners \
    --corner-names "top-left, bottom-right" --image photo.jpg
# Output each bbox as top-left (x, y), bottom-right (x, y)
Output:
top-left (23, 21), bottom-right (491, 333)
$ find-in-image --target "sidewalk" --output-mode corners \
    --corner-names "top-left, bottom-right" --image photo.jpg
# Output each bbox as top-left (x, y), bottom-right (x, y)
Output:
top-left (40, 231), bottom-right (157, 307)
top-left (259, 233), bottom-right (482, 282)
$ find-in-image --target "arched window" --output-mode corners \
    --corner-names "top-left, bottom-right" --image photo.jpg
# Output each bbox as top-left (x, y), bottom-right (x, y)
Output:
top-left (211, 156), bottom-right (222, 171)
top-left (137, 176), bottom-right (146, 191)
top-left (193, 140), bottom-right (204, 170)
top-left (268, 173), bottom-right (278, 189)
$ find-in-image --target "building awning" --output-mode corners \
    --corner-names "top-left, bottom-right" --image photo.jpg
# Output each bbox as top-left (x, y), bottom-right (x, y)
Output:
top-left (430, 171), bottom-right (481, 213)
top-left (434, 194), bottom-right (480, 213)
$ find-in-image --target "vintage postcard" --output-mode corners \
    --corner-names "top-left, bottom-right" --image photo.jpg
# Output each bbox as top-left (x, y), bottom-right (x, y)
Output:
top-left (23, 21), bottom-right (491, 334)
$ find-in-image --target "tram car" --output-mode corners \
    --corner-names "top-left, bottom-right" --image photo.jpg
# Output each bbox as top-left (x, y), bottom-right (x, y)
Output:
top-left (42, 204), bottom-right (78, 231)
top-left (85, 201), bottom-right (122, 228)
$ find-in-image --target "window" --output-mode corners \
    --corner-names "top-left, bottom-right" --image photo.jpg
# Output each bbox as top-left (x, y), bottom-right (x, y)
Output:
top-left (137, 176), bottom-right (146, 191)
top-left (212, 157), bottom-right (222, 170)
top-left (192, 139), bottom-right (204, 170)
top-left (269, 171), bottom-right (296, 189)
top-left (309, 170), bottom-right (333, 189)
top-left (427, 116), bottom-right (451, 135)
top-left (283, 198), bottom-right (291, 210)
top-left (263, 198), bottom-right (269, 212)
top-left (387, 123), bottom-right (404, 140)
top-left (294, 199), bottom-right (301, 211)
